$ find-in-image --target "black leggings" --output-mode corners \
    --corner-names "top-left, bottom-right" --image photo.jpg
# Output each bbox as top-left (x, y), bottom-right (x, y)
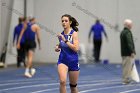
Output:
top-left (17, 44), bottom-right (26, 67)
top-left (93, 39), bottom-right (102, 61)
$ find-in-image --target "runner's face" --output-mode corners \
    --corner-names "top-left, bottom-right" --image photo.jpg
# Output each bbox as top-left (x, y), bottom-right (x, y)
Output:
top-left (61, 17), bottom-right (71, 29)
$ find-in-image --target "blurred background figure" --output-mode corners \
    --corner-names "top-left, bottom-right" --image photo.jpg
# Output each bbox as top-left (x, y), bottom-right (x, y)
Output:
top-left (13, 17), bottom-right (26, 68)
top-left (120, 19), bottom-right (140, 84)
top-left (88, 19), bottom-right (108, 63)
top-left (17, 17), bottom-right (41, 78)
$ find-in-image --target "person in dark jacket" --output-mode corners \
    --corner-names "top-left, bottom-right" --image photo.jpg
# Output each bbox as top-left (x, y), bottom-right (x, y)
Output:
top-left (120, 19), bottom-right (139, 84)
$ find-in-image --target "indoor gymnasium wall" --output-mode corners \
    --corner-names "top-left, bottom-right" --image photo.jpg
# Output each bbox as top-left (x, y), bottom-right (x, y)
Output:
top-left (26, 0), bottom-right (34, 17)
top-left (118, 0), bottom-right (140, 63)
top-left (0, 0), bottom-right (13, 64)
top-left (31, 0), bottom-right (140, 64)
top-left (4, 0), bottom-right (140, 65)
top-left (0, 0), bottom-right (13, 55)
top-left (5, 0), bottom-right (24, 65)
top-left (97, 0), bottom-right (140, 64)
top-left (85, 0), bottom-right (121, 63)
top-left (33, 0), bottom-right (89, 63)
top-left (0, 0), bottom-right (1, 53)
top-left (96, 0), bottom-right (140, 63)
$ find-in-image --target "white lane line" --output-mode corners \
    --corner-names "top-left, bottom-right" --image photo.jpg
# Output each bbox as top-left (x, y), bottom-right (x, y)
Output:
top-left (78, 79), bottom-right (120, 84)
top-left (79, 84), bottom-right (140, 93)
top-left (0, 78), bottom-right (119, 86)
top-left (0, 79), bottom-right (121, 92)
top-left (78, 81), bottom-right (120, 87)
top-left (0, 78), bottom-right (118, 87)
top-left (0, 82), bottom-right (36, 86)
top-left (29, 80), bottom-right (121, 93)
top-left (0, 78), bottom-right (55, 83)
top-left (0, 80), bottom-right (57, 86)
top-left (0, 83), bottom-right (59, 92)
top-left (0, 78), bottom-right (120, 86)
top-left (120, 89), bottom-right (140, 93)
top-left (78, 77), bottom-right (120, 81)
top-left (30, 88), bottom-right (59, 93)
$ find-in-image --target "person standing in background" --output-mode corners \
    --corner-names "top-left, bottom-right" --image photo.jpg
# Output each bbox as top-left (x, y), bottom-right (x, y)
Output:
top-left (17, 17), bottom-right (41, 78)
top-left (13, 17), bottom-right (26, 67)
top-left (88, 19), bottom-right (108, 62)
top-left (120, 19), bottom-right (140, 84)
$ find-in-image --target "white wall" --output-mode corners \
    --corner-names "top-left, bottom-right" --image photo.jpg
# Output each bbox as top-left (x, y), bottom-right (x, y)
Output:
top-left (26, 0), bottom-right (34, 17)
top-left (5, 0), bottom-right (36, 65)
top-left (4, 0), bottom-right (140, 64)
top-left (0, 0), bottom-right (14, 65)
top-left (0, 0), bottom-right (13, 54)
top-left (0, 0), bottom-right (2, 53)
top-left (31, 0), bottom-right (140, 63)
top-left (86, 0), bottom-right (121, 63)
top-left (5, 0), bottom-right (24, 65)
top-left (119, 0), bottom-right (140, 61)
top-left (32, 0), bottom-right (90, 63)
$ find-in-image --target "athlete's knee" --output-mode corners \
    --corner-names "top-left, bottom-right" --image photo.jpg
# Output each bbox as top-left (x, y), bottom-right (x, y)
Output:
top-left (70, 83), bottom-right (78, 92)
top-left (69, 83), bottom-right (77, 88)
top-left (60, 80), bottom-right (66, 86)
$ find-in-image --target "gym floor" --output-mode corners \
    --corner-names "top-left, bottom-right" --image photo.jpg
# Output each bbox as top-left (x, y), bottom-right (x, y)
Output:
top-left (0, 62), bottom-right (140, 93)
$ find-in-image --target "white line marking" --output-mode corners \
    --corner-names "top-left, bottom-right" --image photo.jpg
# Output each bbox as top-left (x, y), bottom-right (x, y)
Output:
top-left (79, 84), bottom-right (140, 93)
top-left (30, 81), bottom-right (121, 93)
top-left (27, 80), bottom-right (121, 93)
top-left (78, 81), bottom-right (120, 87)
top-left (0, 80), bottom-right (57, 86)
top-left (0, 83), bottom-right (59, 92)
top-left (0, 78), bottom-right (55, 83)
top-left (120, 88), bottom-right (140, 93)
top-left (78, 79), bottom-right (120, 84)
top-left (0, 78), bottom-right (120, 86)
top-left (0, 82), bottom-right (36, 86)
top-left (30, 88), bottom-right (59, 93)
top-left (0, 79), bottom-right (121, 92)
top-left (78, 77), bottom-right (120, 81)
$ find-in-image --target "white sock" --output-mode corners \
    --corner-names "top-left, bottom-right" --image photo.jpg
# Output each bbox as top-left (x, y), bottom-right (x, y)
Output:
top-left (31, 68), bottom-right (36, 76)
top-left (25, 68), bottom-right (29, 74)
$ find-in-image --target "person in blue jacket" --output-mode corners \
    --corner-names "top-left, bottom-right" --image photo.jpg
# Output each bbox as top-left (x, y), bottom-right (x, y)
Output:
top-left (88, 19), bottom-right (108, 62)
top-left (13, 17), bottom-right (26, 67)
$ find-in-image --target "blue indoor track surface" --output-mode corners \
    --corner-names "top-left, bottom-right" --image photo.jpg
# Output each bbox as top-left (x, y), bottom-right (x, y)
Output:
top-left (0, 63), bottom-right (140, 93)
